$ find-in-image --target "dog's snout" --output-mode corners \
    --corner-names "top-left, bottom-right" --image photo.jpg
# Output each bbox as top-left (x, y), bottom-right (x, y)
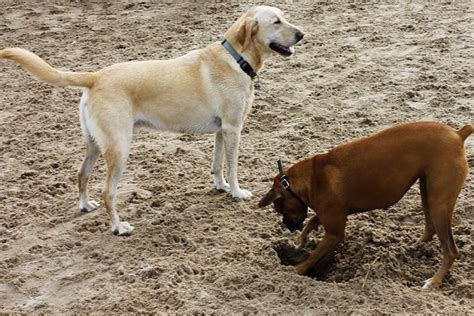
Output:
top-left (295, 30), bottom-right (304, 42)
top-left (283, 217), bottom-right (303, 232)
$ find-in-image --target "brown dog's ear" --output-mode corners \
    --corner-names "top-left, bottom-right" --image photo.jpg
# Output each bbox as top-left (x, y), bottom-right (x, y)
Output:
top-left (238, 17), bottom-right (259, 52)
top-left (258, 188), bottom-right (282, 208)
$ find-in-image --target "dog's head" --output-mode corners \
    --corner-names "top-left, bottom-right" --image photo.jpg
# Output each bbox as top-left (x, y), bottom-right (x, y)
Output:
top-left (228, 6), bottom-right (304, 58)
top-left (258, 175), bottom-right (308, 232)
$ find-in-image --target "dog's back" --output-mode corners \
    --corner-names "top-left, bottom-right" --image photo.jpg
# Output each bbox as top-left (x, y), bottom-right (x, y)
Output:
top-left (320, 121), bottom-right (471, 211)
top-left (327, 121), bottom-right (471, 169)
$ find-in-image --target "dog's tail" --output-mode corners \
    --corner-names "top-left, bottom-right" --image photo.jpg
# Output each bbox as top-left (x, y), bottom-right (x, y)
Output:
top-left (457, 125), bottom-right (473, 141)
top-left (0, 48), bottom-right (96, 88)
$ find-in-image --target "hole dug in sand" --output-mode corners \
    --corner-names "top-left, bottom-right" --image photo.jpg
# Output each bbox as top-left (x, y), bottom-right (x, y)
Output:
top-left (272, 239), bottom-right (336, 280)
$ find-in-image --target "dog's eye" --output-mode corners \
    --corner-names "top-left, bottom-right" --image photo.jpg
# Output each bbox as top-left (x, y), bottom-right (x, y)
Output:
top-left (274, 19), bottom-right (281, 24)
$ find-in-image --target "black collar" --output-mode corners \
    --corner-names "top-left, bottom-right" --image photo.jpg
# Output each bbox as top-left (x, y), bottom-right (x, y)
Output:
top-left (277, 159), bottom-right (308, 208)
top-left (221, 38), bottom-right (257, 79)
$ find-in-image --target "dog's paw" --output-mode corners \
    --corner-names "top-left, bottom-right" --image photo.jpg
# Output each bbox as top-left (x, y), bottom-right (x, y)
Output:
top-left (112, 222), bottom-right (134, 236)
top-left (422, 278), bottom-right (433, 289)
top-left (232, 189), bottom-right (252, 200)
top-left (295, 262), bottom-right (311, 275)
top-left (215, 182), bottom-right (231, 193)
top-left (80, 200), bottom-right (100, 213)
top-left (297, 236), bottom-right (309, 250)
top-left (422, 278), bottom-right (441, 289)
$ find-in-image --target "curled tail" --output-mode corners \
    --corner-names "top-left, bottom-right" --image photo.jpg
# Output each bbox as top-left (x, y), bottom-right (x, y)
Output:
top-left (0, 47), bottom-right (96, 88)
top-left (457, 125), bottom-right (473, 141)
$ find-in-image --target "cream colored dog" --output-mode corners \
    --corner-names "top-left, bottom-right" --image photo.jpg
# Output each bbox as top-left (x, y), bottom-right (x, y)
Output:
top-left (0, 6), bottom-right (304, 235)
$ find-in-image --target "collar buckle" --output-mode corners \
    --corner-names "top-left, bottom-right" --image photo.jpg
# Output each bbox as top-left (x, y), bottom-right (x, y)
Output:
top-left (281, 178), bottom-right (290, 190)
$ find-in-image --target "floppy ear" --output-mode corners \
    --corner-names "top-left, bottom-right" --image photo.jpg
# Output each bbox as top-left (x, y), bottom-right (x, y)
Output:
top-left (238, 17), bottom-right (259, 52)
top-left (258, 188), bottom-right (282, 208)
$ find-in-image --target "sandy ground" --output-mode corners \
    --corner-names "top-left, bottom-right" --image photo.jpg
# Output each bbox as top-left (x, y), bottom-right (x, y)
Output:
top-left (1, 0), bottom-right (473, 313)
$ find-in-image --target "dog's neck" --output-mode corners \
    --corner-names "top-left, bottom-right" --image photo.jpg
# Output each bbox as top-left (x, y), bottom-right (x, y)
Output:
top-left (221, 38), bottom-right (257, 79)
top-left (224, 33), bottom-right (264, 74)
top-left (286, 157), bottom-right (314, 207)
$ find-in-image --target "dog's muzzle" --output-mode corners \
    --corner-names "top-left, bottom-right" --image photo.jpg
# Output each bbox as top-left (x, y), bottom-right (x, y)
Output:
top-left (295, 30), bottom-right (304, 42)
top-left (269, 30), bottom-right (304, 57)
top-left (283, 216), bottom-right (304, 232)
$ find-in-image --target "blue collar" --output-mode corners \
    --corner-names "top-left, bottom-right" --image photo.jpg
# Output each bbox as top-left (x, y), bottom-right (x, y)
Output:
top-left (221, 38), bottom-right (257, 79)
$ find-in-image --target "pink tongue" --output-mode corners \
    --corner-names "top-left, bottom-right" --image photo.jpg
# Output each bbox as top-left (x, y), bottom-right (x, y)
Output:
top-left (280, 45), bottom-right (294, 54)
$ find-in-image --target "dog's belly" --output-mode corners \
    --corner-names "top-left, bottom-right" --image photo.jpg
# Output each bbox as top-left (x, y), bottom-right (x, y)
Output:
top-left (168, 117), bottom-right (222, 134)
top-left (348, 173), bottom-right (420, 213)
top-left (134, 115), bottom-right (222, 134)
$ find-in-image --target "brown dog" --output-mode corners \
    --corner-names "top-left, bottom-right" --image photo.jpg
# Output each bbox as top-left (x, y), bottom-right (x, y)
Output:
top-left (259, 121), bottom-right (472, 289)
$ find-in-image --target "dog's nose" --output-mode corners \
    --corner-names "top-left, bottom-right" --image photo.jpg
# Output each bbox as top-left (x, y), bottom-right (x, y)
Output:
top-left (295, 30), bottom-right (305, 42)
top-left (283, 217), bottom-right (303, 232)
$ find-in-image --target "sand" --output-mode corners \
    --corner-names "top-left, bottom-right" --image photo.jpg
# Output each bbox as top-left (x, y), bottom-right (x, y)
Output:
top-left (0, 0), bottom-right (473, 313)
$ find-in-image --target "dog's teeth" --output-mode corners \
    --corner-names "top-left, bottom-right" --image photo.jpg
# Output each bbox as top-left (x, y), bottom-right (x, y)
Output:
top-left (290, 47), bottom-right (295, 54)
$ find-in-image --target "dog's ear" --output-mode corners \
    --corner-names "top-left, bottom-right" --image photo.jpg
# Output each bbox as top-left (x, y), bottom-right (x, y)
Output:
top-left (238, 17), bottom-right (259, 52)
top-left (258, 188), bottom-right (282, 208)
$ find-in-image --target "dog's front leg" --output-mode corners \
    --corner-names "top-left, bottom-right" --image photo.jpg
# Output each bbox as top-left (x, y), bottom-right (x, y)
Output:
top-left (211, 130), bottom-right (230, 192)
top-left (296, 215), bottom-right (346, 275)
top-left (222, 124), bottom-right (252, 199)
top-left (296, 232), bottom-right (343, 275)
top-left (298, 214), bottom-right (320, 249)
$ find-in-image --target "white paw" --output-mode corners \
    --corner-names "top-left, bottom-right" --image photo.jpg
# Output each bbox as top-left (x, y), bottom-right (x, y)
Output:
top-left (215, 181), bottom-right (231, 193)
top-left (422, 278), bottom-right (432, 289)
top-left (112, 221), bottom-right (135, 236)
top-left (80, 200), bottom-right (99, 212)
top-left (232, 188), bottom-right (252, 200)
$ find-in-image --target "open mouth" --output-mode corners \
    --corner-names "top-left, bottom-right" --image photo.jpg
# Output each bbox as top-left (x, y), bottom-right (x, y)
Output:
top-left (269, 42), bottom-right (295, 57)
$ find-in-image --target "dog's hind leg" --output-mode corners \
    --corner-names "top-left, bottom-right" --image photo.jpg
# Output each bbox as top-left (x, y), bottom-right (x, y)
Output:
top-left (422, 161), bottom-right (466, 289)
top-left (87, 97), bottom-right (135, 236)
top-left (211, 130), bottom-right (230, 192)
top-left (78, 90), bottom-right (100, 212)
top-left (78, 138), bottom-right (100, 212)
top-left (422, 200), bottom-right (459, 289)
top-left (103, 137), bottom-right (134, 236)
top-left (417, 177), bottom-right (435, 243)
